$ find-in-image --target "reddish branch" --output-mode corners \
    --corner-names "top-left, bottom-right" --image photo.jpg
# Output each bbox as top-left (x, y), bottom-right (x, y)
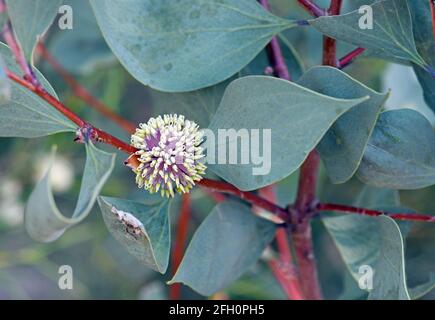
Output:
top-left (170, 194), bottom-right (191, 300)
top-left (297, 0), bottom-right (325, 17)
top-left (198, 179), bottom-right (289, 221)
top-left (256, 186), bottom-right (304, 299)
top-left (6, 70), bottom-right (137, 154)
top-left (36, 43), bottom-right (137, 134)
top-left (430, 0), bottom-right (435, 44)
top-left (291, 0), bottom-right (343, 301)
top-left (338, 47), bottom-right (366, 69)
top-left (318, 203), bottom-right (435, 222)
top-left (269, 258), bottom-right (304, 300)
top-left (259, 0), bottom-right (291, 80)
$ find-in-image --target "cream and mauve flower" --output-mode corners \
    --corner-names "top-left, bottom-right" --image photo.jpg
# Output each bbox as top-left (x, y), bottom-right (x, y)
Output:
top-left (129, 114), bottom-right (206, 198)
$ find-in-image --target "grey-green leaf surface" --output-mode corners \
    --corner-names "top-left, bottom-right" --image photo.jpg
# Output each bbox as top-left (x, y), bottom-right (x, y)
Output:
top-left (367, 216), bottom-right (410, 300)
top-left (168, 201), bottom-right (276, 296)
top-left (0, 55), bottom-right (11, 103)
top-left (90, 0), bottom-right (296, 92)
top-left (207, 76), bottom-right (368, 191)
top-left (309, 0), bottom-right (426, 67)
top-left (409, 0), bottom-right (435, 112)
top-left (322, 181), bottom-right (410, 300)
top-left (298, 66), bottom-right (387, 183)
top-left (149, 78), bottom-right (231, 128)
top-left (48, 0), bottom-right (116, 75)
top-left (356, 109), bottom-right (435, 189)
top-left (24, 143), bottom-right (116, 242)
top-left (0, 43), bottom-right (77, 137)
top-left (98, 196), bottom-right (171, 274)
top-left (6, 0), bottom-right (63, 62)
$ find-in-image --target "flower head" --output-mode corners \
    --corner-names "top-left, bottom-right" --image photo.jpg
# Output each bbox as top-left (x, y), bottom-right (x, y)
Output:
top-left (130, 114), bottom-right (206, 198)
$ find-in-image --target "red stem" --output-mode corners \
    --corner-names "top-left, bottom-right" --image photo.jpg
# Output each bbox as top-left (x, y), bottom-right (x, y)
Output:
top-left (256, 186), bottom-right (305, 299)
top-left (291, 0), bottom-right (344, 301)
top-left (170, 194), bottom-right (191, 300)
top-left (294, 152), bottom-right (320, 215)
top-left (198, 179), bottom-right (289, 221)
top-left (259, 0), bottom-right (291, 80)
top-left (338, 48), bottom-right (366, 69)
top-left (297, 0), bottom-right (325, 17)
top-left (322, 37), bottom-right (337, 67)
top-left (328, 0), bottom-right (342, 15)
top-left (6, 70), bottom-right (137, 154)
top-left (269, 259), bottom-right (304, 300)
top-left (430, 0), bottom-right (435, 45)
top-left (2, 23), bottom-right (39, 86)
top-left (318, 203), bottom-right (435, 222)
top-left (36, 43), bottom-right (137, 134)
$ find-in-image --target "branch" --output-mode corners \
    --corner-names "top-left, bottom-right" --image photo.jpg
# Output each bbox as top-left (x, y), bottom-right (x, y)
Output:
top-left (318, 203), bottom-right (435, 222)
top-left (36, 43), bottom-right (137, 134)
top-left (430, 0), bottom-right (435, 45)
top-left (291, 0), bottom-right (345, 301)
top-left (328, 0), bottom-right (342, 15)
top-left (297, 0), bottom-right (326, 17)
top-left (255, 186), bottom-right (305, 299)
top-left (6, 70), bottom-right (137, 154)
top-left (269, 258), bottom-right (304, 300)
top-left (0, 1), bottom-right (40, 87)
top-left (170, 194), bottom-right (191, 300)
top-left (259, 0), bottom-right (291, 80)
top-left (338, 47), bottom-right (366, 69)
top-left (198, 179), bottom-right (289, 222)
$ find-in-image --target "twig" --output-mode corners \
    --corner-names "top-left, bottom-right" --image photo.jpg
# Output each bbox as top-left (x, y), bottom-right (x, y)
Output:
top-left (0, 0), bottom-right (40, 87)
top-left (36, 43), bottom-right (137, 134)
top-left (318, 203), bottom-right (435, 222)
top-left (259, 0), bottom-right (291, 80)
top-left (297, 0), bottom-right (325, 17)
top-left (169, 194), bottom-right (191, 300)
top-left (256, 186), bottom-right (305, 299)
top-left (269, 259), bottom-right (304, 300)
top-left (198, 179), bottom-right (289, 221)
top-left (338, 48), bottom-right (366, 69)
top-left (291, 0), bottom-right (345, 301)
top-left (6, 70), bottom-right (137, 153)
top-left (328, 0), bottom-right (342, 16)
top-left (430, 0), bottom-right (435, 45)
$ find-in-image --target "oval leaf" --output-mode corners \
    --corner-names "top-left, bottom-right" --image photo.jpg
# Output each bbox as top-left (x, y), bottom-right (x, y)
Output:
top-left (298, 66), bottom-right (388, 183)
top-left (357, 109), bottom-right (435, 189)
top-left (97, 196), bottom-right (171, 274)
top-left (24, 143), bottom-right (116, 242)
top-left (322, 181), bottom-right (410, 300)
top-left (168, 200), bottom-right (276, 296)
top-left (90, 0), bottom-right (296, 92)
top-left (207, 76), bottom-right (368, 191)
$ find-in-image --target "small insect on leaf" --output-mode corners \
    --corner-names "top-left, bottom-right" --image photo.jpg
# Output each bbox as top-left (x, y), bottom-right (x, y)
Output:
top-left (112, 206), bottom-right (145, 239)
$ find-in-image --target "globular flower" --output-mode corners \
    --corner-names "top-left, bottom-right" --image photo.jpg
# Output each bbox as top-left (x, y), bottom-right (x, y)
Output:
top-left (129, 114), bottom-right (206, 198)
